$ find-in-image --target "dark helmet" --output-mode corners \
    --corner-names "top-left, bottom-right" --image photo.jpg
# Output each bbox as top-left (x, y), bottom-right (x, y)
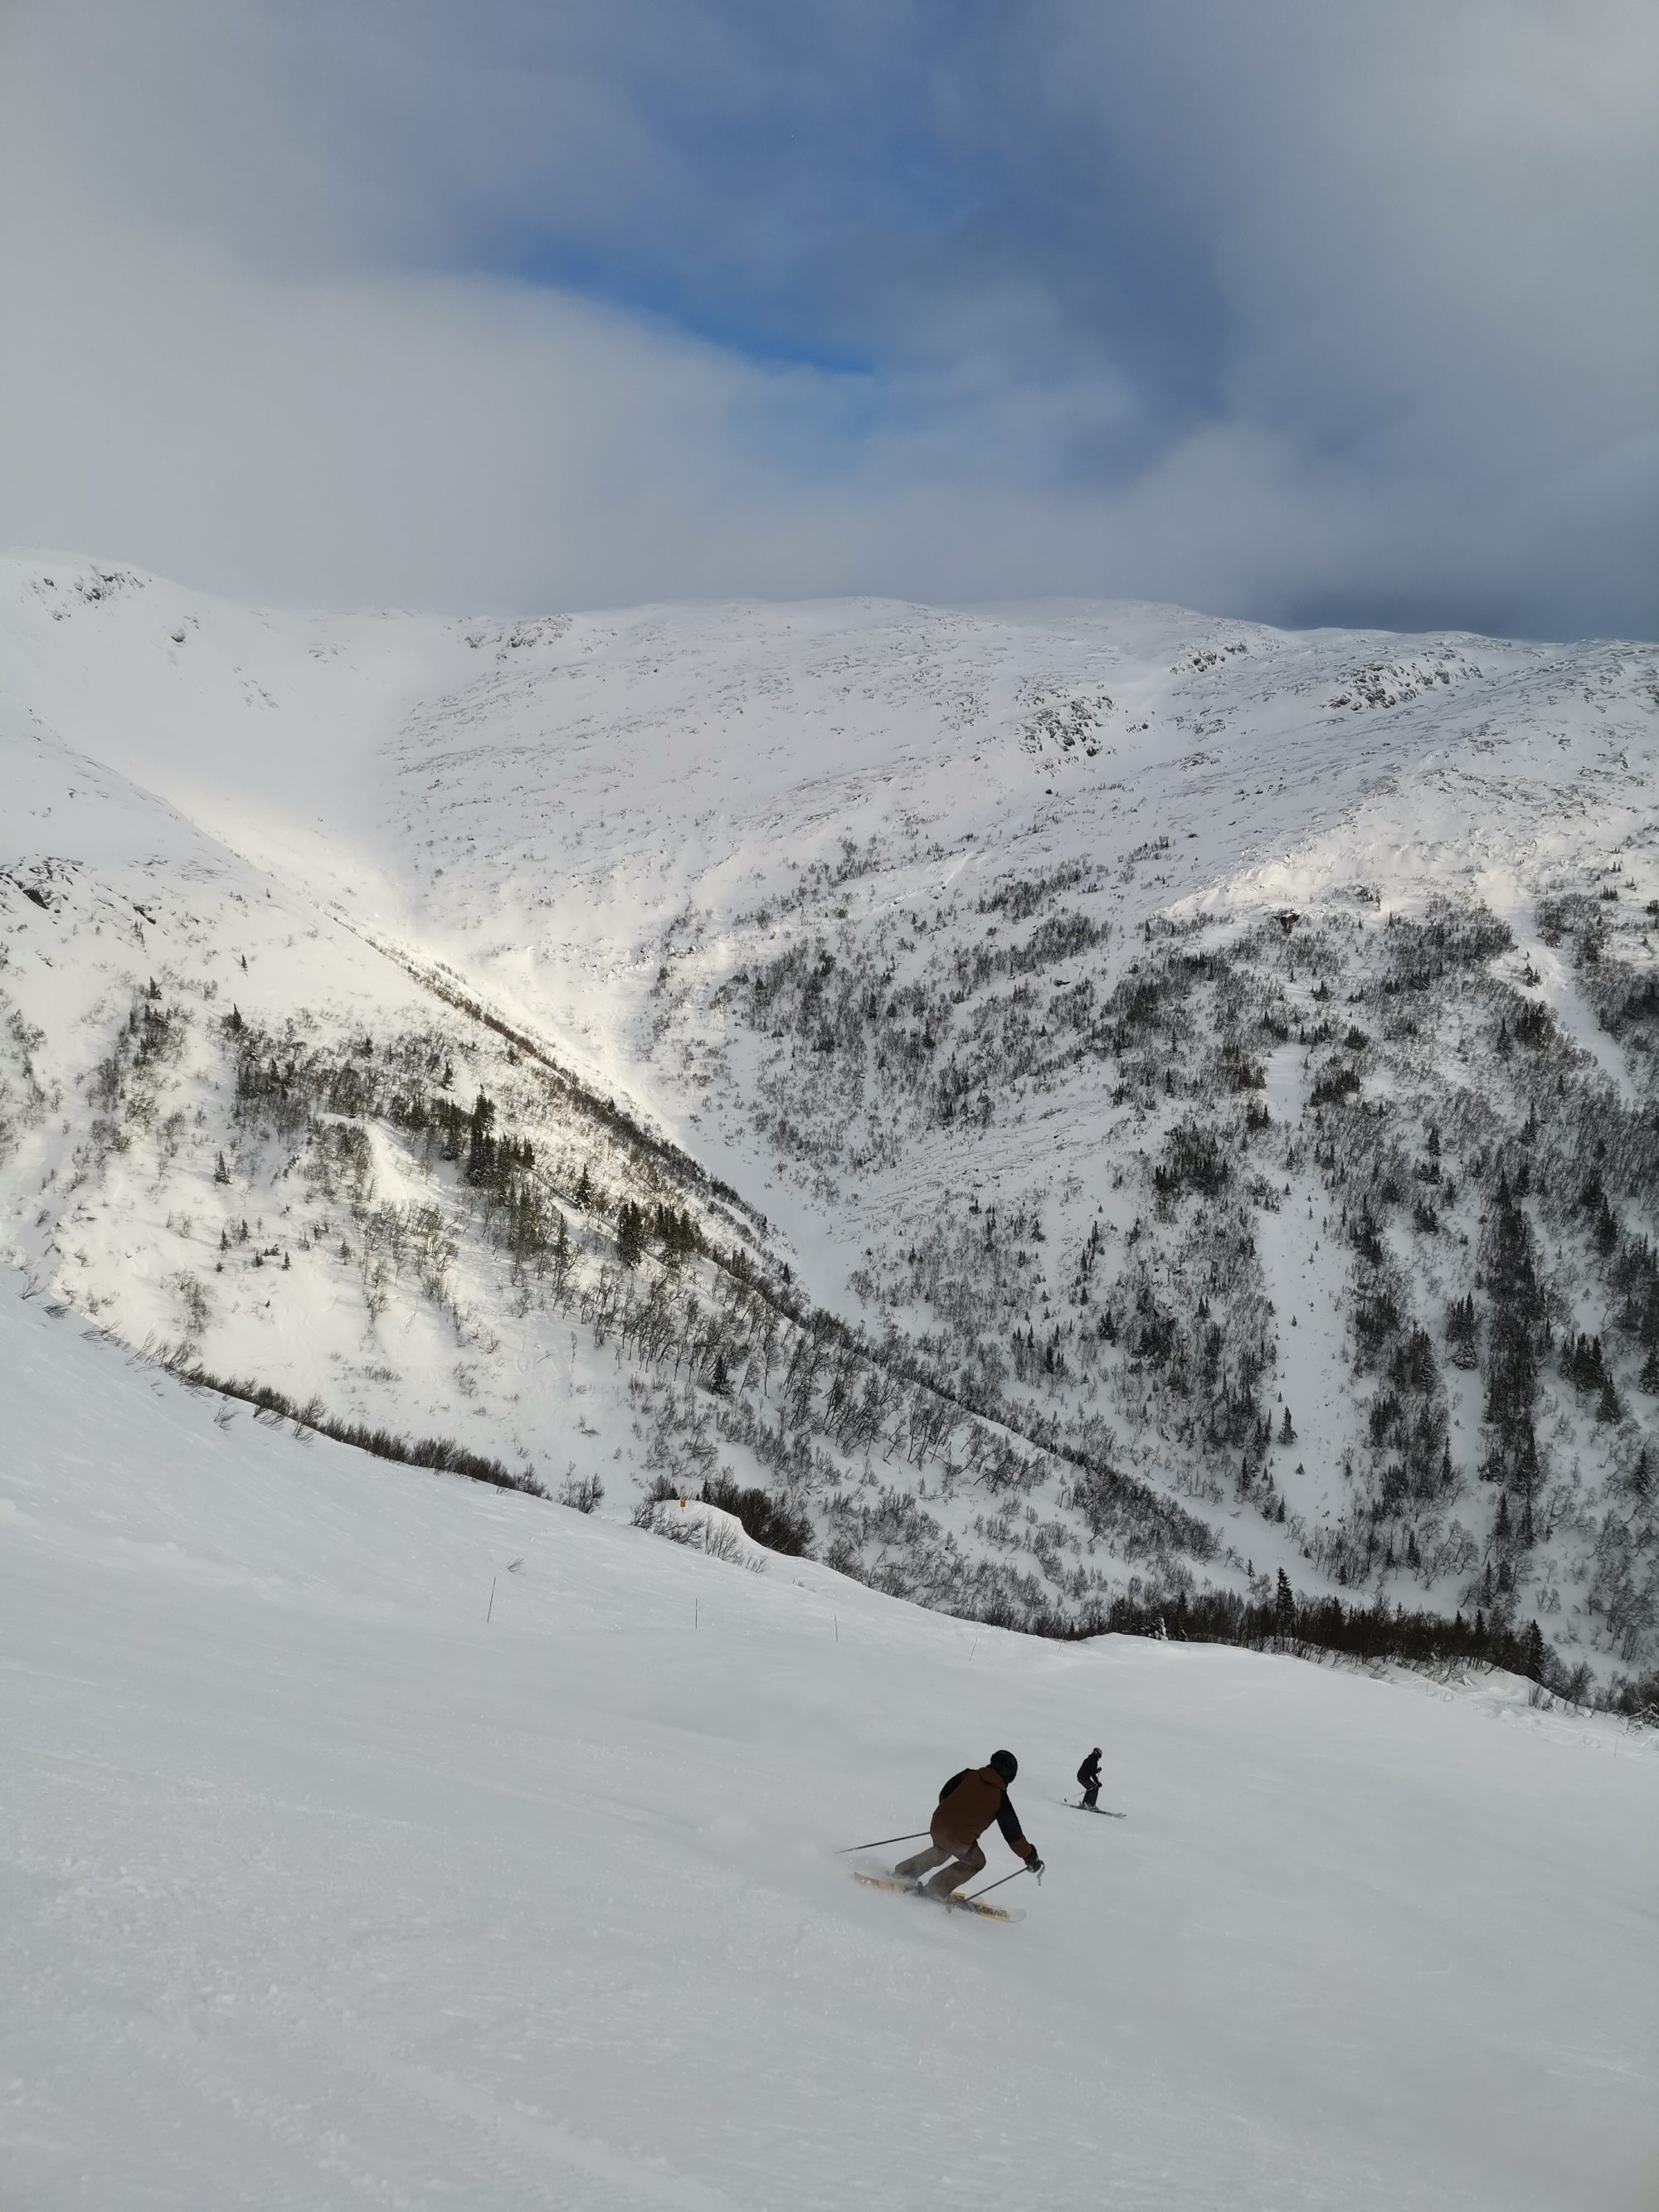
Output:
top-left (989, 1748), bottom-right (1018, 1783)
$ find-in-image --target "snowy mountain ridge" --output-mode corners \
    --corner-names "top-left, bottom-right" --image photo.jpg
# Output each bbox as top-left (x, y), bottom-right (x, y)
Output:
top-left (2, 555), bottom-right (1657, 1684)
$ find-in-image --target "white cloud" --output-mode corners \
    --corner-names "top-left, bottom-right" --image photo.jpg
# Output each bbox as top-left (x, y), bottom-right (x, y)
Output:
top-left (1, 0), bottom-right (1653, 634)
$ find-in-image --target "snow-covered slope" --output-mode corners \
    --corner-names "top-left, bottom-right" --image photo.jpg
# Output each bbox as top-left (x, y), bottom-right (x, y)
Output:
top-left (2, 557), bottom-right (1657, 1678)
top-left (4, 1276), bottom-right (1655, 2211)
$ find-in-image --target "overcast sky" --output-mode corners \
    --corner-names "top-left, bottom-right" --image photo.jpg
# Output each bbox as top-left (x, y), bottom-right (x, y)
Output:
top-left (2, 0), bottom-right (1655, 635)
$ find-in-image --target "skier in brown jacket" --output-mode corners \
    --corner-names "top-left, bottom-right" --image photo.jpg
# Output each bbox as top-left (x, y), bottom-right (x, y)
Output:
top-left (894, 1750), bottom-right (1043, 1899)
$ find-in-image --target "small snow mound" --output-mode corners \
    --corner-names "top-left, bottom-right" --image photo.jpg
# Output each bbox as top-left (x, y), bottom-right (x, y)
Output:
top-left (641, 1495), bottom-right (770, 1573)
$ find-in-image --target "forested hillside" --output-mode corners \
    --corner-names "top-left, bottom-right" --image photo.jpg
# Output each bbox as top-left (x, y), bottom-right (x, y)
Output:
top-left (2, 559), bottom-right (1655, 1692)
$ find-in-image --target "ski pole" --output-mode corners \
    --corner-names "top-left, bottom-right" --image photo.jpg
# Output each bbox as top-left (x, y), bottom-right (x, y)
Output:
top-left (835, 1830), bottom-right (932, 1855)
top-left (962, 1864), bottom-right (1039, 1903)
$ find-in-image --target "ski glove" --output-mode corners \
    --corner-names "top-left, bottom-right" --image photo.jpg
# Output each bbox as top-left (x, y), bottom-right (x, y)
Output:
top-left (1027, 1855), bottom-right (1044, 1876)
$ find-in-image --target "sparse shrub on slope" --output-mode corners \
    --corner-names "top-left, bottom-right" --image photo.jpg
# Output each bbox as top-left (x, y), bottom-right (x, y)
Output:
top-left (700, 1473), bottom-right (813, 1556)
top-left (159, 1355), bottom-right (545, 1495)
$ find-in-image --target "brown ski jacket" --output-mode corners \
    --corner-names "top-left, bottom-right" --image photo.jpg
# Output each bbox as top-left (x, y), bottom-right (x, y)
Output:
top-left (932, 1766), bottom-right (1032, 1856)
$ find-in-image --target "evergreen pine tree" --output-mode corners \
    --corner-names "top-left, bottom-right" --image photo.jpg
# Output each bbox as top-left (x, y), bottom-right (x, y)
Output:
top-left (1481, 1176), bottom-right (1545, 1488)
top-left (616, 1198), bottom-right (645, 1268)
top-left (465, 1091), bottom-right (496, 1185)
top-left (1274, 1568), bottom-right (1296, 1647)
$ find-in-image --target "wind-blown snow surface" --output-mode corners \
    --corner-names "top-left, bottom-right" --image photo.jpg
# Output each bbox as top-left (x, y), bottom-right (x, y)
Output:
top-left (3, 1280), bottom-right (1656, 2212)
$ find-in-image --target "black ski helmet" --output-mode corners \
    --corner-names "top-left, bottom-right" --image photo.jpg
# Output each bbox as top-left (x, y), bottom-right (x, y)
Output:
top-left (989, 1748), bottom-right (1018, 1783)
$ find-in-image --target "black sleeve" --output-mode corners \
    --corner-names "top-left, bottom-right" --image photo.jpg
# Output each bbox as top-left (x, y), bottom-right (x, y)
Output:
top-left (938, 1770), bottom-right (969, 1801)
top-left (995, 1792), bottom-right (1026, 1848)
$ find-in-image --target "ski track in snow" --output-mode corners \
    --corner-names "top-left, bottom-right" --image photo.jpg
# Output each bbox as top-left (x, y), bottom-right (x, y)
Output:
top-left (3, 1278), bottom-right (1657, 2212)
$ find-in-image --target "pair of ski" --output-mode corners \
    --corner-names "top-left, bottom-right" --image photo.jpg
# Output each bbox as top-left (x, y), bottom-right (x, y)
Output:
top-left (851, 1869), bottom-right (1026, 1924)
top-left (1064, 1798), bottom-right (1126, 1818)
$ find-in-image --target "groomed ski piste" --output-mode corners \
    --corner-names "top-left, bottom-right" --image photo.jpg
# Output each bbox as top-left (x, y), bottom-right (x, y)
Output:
top-left (4, 1277), bottom-right (1655, 2212)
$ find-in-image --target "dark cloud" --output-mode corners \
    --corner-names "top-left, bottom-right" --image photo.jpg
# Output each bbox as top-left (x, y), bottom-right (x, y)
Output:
top-left (1, 0), bottom-right (1653, 635)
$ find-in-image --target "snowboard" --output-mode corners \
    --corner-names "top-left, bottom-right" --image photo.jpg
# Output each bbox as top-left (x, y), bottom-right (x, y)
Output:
top-left (851, 1868), bottom-right (1025, 1923)
top-left (1063, 1799), bottom-right (1126, 1818)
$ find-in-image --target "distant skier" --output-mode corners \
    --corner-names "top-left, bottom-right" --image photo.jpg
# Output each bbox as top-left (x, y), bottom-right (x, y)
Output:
top-left (1077, 1747), bottom-right (1103, 1811)
top-left (895, 1750), bottom-right (1043, 1900)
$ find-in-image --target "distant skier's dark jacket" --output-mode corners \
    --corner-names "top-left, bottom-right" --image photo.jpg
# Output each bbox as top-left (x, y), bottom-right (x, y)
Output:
top-left (932, 1766), bottom-right (1031, 1855)
top-left (1078, 1753), bottom-right (1102, 1790)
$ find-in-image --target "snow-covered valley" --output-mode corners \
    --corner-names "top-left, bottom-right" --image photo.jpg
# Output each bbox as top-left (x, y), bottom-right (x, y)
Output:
top-left (2, 557), bottom-right (1657, 1682)
top-left (4, 1276), bottom-right (1655, 2211)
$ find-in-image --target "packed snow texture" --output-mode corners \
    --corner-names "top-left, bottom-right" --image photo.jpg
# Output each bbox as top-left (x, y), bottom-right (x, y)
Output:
top-left (2, 1278), bottom-right (1655, 2212)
